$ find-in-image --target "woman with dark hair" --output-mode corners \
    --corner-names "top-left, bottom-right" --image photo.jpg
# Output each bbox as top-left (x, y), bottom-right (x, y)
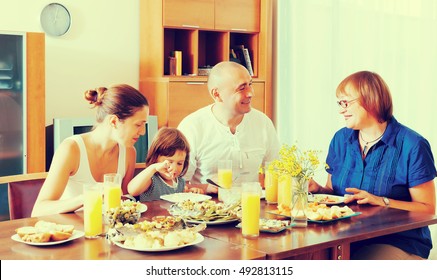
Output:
top-left (32, 84), bottom-right (149, 216)
top-left (128, 127), bottom-right (202, 202)
top-left (309, 71), bottom-right (436, 259)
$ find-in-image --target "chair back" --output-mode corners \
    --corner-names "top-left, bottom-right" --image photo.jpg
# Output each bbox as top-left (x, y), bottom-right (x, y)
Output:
top-left (134, 162), bottom-right (145, 177)
top-left (4, 173), bottom-right (47, 220)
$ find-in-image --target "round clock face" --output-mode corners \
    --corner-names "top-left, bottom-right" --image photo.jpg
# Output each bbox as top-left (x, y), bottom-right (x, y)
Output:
top-left (40, 3), bottom-right (71, 37)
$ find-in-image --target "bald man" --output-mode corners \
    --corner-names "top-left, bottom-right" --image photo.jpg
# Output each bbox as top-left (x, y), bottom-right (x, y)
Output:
top-left (178, 61), bottom-right (280, 193)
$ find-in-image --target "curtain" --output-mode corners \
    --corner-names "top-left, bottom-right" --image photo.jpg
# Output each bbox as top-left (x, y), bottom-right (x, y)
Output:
top-left (274, 0), bottom-right (437, 258)
top-left (274, 0), bottom-right (437, 180)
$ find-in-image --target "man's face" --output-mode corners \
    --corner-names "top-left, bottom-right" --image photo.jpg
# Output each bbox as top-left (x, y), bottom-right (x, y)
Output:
top-left (216, 67), bottom-right (254, 116)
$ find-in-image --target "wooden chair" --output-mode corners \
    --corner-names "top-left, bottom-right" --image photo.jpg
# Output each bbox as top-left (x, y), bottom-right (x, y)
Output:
top-left (2, 164), bottom-right (145, 219)
top-left (134, 162), bottom-right (145, 177)
top-left (0, 172), bottom-right (47, 220)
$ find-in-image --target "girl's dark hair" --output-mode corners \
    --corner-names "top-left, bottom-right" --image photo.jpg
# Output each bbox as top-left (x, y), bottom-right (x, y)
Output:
top-left (145, 127), bottom-right (190, 177)
top-left (84, 84), bottom-right (149, 122)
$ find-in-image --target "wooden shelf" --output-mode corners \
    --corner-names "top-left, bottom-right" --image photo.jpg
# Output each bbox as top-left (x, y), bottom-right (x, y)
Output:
top-left (140, 0), bottom-right (272, 127)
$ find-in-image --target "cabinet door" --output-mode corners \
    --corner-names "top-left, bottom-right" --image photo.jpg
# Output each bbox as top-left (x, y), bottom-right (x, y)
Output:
top-left (215, 0), bottom-right (260, 32)
top-left (251, 81), bottom-right (265, 112)
top-left (168, 82), bottom-right (211, 127)
top-left (168, 81), bottom-right (265, 128)
top-left (163, 0), bottom-right (214, 29)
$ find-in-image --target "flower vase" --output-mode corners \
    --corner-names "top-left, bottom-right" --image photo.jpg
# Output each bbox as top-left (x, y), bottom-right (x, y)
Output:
top-left (290, 177), bottom-right (309, 227)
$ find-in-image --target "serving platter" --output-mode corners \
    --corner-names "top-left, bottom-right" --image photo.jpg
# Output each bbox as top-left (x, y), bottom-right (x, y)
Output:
top-left (11, 230), bottom-right (84, 246)
top-left (307, 212), bottom-right (362, 223)
top-left (112, 233), bottom-right (204, 252)
top-left (186, 218), bottom-right (239, 225)
top-left (309, 194), bottom-right (345, 205)
top-left (160, 193), bottom-right (212, 203)
top-left (235, 219), bottom-right (293, 233)
top-left (267, 210), bottom-right (361, 223)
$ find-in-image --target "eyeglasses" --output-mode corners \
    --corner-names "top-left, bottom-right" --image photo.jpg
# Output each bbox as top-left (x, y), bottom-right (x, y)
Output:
top-left (337, 98), bottom-right (359, 108)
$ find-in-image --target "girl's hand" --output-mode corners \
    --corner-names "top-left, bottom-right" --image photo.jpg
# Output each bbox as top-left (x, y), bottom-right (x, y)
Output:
top-left (184, 186), bottom-right (204, 194)
top-left (344, 187), bottom-right (384, 206)
top-left (154, 160), bottom-right (174, 179)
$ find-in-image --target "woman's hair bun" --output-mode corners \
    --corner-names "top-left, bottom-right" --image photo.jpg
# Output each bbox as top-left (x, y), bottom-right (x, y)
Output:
top-left (84, 87), bottom-right (107, 106)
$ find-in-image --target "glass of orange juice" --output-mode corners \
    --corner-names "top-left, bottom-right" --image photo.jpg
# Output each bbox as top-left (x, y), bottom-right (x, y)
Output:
top-left (83, 183), bottom-right (103, 239)
top-left (103, 173), bottom-right (121, 212)
top-left (218, 160), bottom-right (232, 201)
top-left (264, 162), bottom-right (278, 204)
top-left (278, 174), bottom-right (292, 207)
top-left (241, 182), bottom-right (262, 238)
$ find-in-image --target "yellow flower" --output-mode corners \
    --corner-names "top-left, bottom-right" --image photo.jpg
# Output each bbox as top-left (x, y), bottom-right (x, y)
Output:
top-left (268, 144), bottom-right (322, 181)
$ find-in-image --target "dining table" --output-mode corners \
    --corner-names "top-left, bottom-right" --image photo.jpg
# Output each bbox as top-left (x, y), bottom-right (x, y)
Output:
top-left (1, 196), bottom-right (436, 260)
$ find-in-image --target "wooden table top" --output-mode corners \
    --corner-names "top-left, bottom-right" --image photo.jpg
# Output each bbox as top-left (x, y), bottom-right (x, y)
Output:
top-left (1, 198), bottom-right (436, 260)
top-left (0, 212), bottom-right (265, 260)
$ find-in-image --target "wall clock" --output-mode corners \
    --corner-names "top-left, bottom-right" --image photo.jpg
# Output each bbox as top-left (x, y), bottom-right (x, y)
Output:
top-left (40, 3), bottom-right (72, 37)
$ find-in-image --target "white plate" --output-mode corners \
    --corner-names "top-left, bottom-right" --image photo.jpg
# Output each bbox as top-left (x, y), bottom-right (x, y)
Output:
top-left (137, 204), bottom-right (148, 213)
top-left (160, 193), bottom-right (212, 203)
top-left (185, 218), bottom-right (239, 225)
top-left (104, 202), bottom-right (148, 214)
top-left (112, 232), bottom-right (204, 252)
top-left (11, 230), bottom-right (85, 246)
top-left (309, 194), bottom-right (345, 205)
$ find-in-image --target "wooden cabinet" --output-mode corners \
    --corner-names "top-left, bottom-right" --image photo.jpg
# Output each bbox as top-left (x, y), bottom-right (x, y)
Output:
top-left (215, 0), bottom-right (260, 32)
top-left (163, 0), bottom-right (214, 29)
top-left (0, 32), bottom-right (45, 174)
top-left (168, 81), bottom-right (209, 127)
top-left (140, 0), bottom-right (272, 127)
top-left (167, 81), bottom-right (265, 127)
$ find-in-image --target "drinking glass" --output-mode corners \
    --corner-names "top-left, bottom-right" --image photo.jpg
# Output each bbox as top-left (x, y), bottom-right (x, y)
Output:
top-left (241, 182), bottom-right (262, 238)
top-left (264, 162), bottom-right (278, 204)
top-left (103, 173), bottom-right (121, 212)
top-left (278, 174), bottom-right (292, 207)
top-left (218, 160), bottom-right (232, 201)
top-left (83, 183), bottom-right (103, 239)
top-left (218, 160), bottom-right (232, 188)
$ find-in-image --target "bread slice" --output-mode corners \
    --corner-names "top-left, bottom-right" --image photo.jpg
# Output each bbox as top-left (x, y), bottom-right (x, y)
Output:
top-left (16, 221), bottom-right (75, 243)
top-left (16, 226), bottom-right (38, 238)
top-left (20, 232), bottom-right (52, 243)
top-left (55, 224), bottom-right (74, 234)
top-left (35, 220), bottom-right (75, 234)
top-left (34, 220), bottom-right (57, 232)
top-left (51, 231), bottom-right (72, 241)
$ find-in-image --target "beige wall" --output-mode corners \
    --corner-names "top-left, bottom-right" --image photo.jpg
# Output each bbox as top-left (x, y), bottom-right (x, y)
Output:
top-left (0, 0), bottom-right (140, 125)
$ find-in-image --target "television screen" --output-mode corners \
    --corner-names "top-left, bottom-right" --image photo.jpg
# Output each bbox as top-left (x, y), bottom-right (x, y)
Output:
top-left (73, 125), bottom-right (93, 135)
top-left (53, 116), bottom-right (158, 163)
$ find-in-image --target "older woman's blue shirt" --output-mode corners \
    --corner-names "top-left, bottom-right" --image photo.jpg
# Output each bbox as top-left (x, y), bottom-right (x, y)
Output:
top-left (326, 117), bottom-right (436, 258)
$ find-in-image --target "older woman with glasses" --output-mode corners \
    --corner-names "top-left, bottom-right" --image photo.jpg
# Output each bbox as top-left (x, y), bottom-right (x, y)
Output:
top-left (309, 71), bottom-right (436, 260)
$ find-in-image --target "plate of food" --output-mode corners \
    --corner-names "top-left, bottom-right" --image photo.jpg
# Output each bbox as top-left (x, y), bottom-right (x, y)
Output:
top-left (268, 203), bottom-right (360, 223)
top-left (186, 218), bottom-right (239, 225)
top-left (121, 200), bottom-right (148, 213)
top-left (169, 199), bottom-right (241, 224)
top-left (236, 219), bottom-right (292, 233)
top-left (309, 194), bottom-right (345, 205)
top-left (11, 230), bottom-right (85, 246)
top-left (112, 232), bottom-right (204, 252)
top-left (308, 212), bottom-right (361, 223)
top-left (160, 193), bottom-right (212, 203)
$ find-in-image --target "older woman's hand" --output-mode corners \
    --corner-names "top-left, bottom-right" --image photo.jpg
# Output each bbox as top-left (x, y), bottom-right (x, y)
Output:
top-left (308, 178), bottom-right (320, 193)
top-left (345, 187), bottom-right (385, 206)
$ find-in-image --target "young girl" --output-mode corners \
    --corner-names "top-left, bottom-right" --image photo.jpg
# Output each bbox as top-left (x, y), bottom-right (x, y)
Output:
top-left (128, 127), bottom-right (202, 201)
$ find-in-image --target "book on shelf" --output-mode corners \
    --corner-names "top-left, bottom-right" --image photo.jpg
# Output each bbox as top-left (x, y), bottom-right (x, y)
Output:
top-left (170, 50), bottom-right (182, 76)
top-left (242, 48), bottom-right (254, 76)
top-left (232, 45), bottom-right (254, 76)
